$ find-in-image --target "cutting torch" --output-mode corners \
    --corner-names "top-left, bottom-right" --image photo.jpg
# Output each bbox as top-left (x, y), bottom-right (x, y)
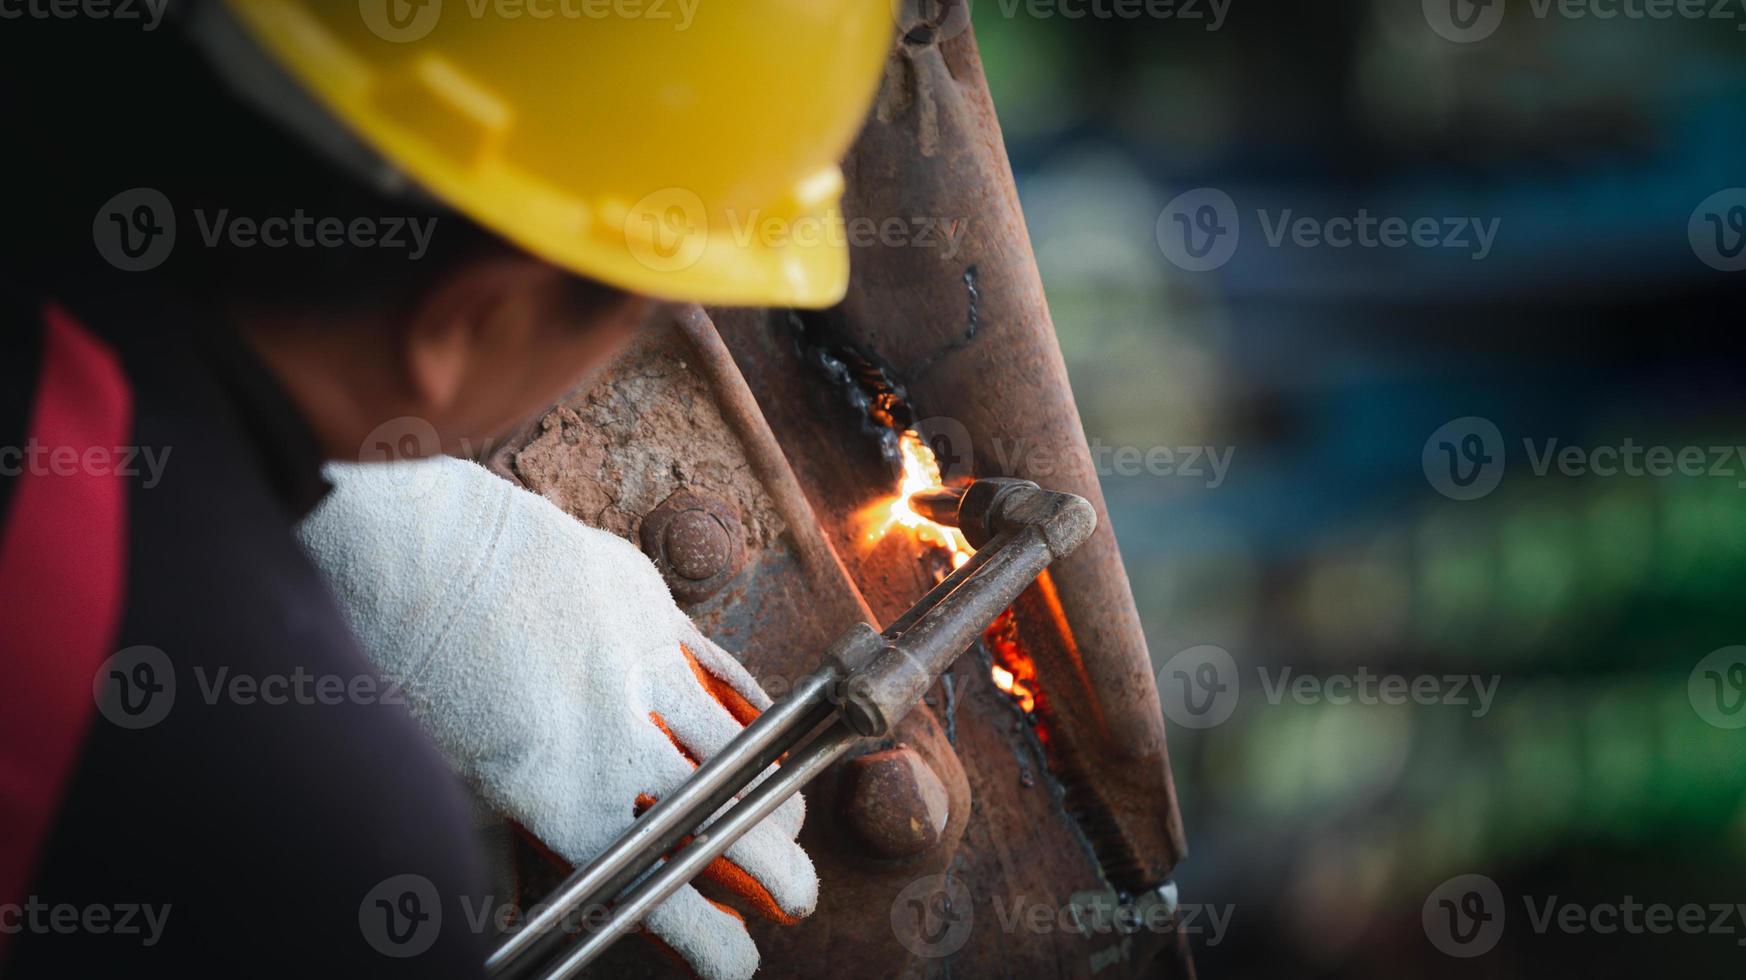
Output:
top-left (485, 477), bottom-right (1096, 980)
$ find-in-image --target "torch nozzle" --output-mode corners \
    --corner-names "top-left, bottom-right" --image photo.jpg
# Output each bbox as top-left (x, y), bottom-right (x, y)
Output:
top-left (908, 486), bottom-right (968, 527)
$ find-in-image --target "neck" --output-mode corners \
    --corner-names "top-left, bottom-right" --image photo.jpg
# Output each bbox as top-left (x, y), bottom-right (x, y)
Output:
top-left (239, 314), bottom-right (408, 462)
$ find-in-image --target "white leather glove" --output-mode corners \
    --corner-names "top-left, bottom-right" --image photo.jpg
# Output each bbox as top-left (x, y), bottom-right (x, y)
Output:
top-left (297, 456), bottom-right (816, 980)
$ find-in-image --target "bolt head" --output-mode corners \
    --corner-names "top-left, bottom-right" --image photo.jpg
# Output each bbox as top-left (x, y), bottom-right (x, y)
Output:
top-left (639, 491), bottom-right (745, 602)
top-left (665, 510), bottom-right (732, 581)
top-left (844, 746), bottom-right (950, 859)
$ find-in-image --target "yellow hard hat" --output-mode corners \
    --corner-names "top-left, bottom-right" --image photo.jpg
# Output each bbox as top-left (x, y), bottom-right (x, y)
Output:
top-left (220, 0), bottom-right (892, 307)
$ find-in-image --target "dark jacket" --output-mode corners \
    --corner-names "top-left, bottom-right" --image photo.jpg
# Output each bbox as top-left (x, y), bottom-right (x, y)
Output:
top-left (0, 292), bottom-right (490, 978)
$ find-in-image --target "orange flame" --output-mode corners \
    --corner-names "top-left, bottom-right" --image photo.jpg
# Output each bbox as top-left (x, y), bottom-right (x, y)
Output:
top-left (876, 430), bottom-right (1036, 714)
top-left (871, 431), bottom-right (974, 566)
top-left (984, 609), bottom-right (1039, 715)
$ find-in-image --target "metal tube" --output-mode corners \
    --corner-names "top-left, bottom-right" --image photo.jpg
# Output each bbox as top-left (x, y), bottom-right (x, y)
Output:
top-left (534, 722), bottom-right (863, 980)
top-left (485, 669), bottom-right (837, 978)
top-left (880, 530), bottom-right (1010, 640)
top-left (845, 527), bottom-right (1054, 737)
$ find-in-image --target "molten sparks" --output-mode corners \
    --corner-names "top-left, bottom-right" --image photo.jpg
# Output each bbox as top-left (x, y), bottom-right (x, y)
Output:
top-left (984, 609), bottom-right (1039, 715)
top-left (873, 431), bottom-right (974, 564)
top-left (876, 430), bottom-right (1035, 714)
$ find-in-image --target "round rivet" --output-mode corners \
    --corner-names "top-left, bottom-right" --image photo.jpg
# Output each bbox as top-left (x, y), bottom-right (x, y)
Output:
top-left (665, 511), bottom-right (732, 581)
top-left (640, 491), bottom-right (746, 603)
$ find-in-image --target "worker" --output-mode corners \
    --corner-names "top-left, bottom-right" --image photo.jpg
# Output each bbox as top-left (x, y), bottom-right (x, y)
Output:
top-left (0, 3), bottom-right (889, 978)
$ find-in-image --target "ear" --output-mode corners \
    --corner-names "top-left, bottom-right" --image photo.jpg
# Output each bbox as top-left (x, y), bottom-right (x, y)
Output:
top-left (400, 254), bottom-right (563, 415)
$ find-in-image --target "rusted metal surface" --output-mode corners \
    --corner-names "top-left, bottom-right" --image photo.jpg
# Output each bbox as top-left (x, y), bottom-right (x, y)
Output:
top-left (712, 0), bottom-right (1187, 894)
top-left (842, 5), bottom-right (1187, 887)
top-left (709, 5), bottom-right (1190, 976)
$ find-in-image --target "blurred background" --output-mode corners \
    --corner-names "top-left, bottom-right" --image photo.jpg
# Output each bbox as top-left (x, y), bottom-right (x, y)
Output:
top-left (974, 1), bottom-right (1746, 975)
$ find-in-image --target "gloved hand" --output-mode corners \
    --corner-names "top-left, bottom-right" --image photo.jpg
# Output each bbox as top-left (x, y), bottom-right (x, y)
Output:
top-left (296, 455), bottom-right (815, 980)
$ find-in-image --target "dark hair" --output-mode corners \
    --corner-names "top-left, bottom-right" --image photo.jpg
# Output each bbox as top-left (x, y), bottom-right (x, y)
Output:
top-left (4, 17), bottom-right (623, 321)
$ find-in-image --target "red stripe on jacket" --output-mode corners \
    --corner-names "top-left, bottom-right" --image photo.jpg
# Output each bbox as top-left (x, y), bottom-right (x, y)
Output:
top-left (0, 305), bottom-right (131, 959)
